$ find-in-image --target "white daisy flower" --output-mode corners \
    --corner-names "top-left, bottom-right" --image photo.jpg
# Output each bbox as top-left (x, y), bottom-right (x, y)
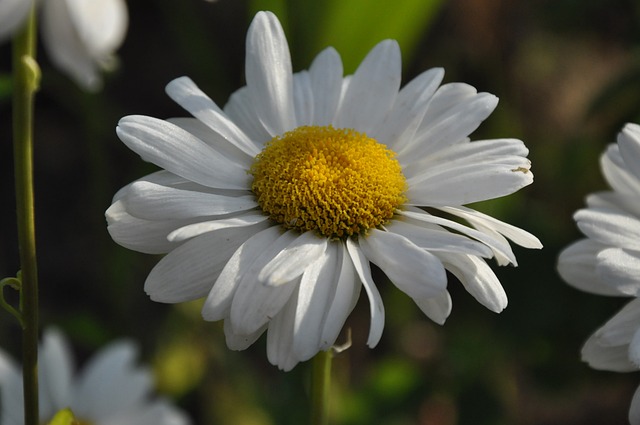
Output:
top-left (0, 327), bottom-right (190, 425)
top-left (106, 11), bottom-right (542, 371)
top-left (0, 0), bottom-right (128, 91)
top-left (558, 123), bottom-right (640, 424)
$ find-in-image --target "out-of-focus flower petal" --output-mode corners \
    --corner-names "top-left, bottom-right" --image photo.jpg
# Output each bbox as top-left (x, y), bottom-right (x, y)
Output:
top-left (0, 0), bottom-right (31, 41)
top-left (40, 0), bottom-right (127, 90)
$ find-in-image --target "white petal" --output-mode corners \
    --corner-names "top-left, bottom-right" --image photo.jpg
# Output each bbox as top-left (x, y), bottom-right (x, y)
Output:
top-left (406, 152), bottom-right (533, 206)
top-left (293, 71), bottom-right (314, 126)
top-left (111, 170), bottom-right (199, 202)
top-left (320, 242), bottom-right (361, 350)
top-left (439, 205), bottom-right (543, 249)
top-left (64, 0), bottom-right (127, 55)
top-left (72, 341), bottom-right (152, 419)
top-left (245, 11), bottom-right (296, 135)
top-left (618, 123), bottom-right (640, 183)
top-left (601, 143), bottom-right (640, 197)
top-left (338, 75), bottom-right (351, 111)
top-left (106, 199), bottom-right (192, 254)
top-left (335, 40), bottom-right (401, 134)
top-left (0, 346), bottom-right (22, 425)
top-left (202, 225), bottom-right (282, 321)
top-left (630, 384), bottom-right (640, 425)
top-left (436, 205), bottom-right (540, 265)
top-left (404, 138), bottom-right (529, 180)
top-left (41, 0), bottom-right (103, 90)
top-left (399, 209), bottom-right (518, 265)
top-left (557, 239), bottom-right (623, 296)
top-left (437, 252), bottom-right (507, 313)
top-left (117, 115), bottom-right (250, 190)
top-left (168, 212), bottom-right (269, 242)
top-left (596, 248), bottom-right (640, 296)
top-left (346, 238), bottom-right (385, 348)
top-left (267, 291), bottom-right (300, 371)
top-left (558, 239), bottom-right (621, 295)
top-left (582, 333), bottom-right (636, 372)
top-left (413, 290), bottom-right (452, 325)
top-left (590, 299), bottom-right (640, 347)
top-left (145, 223), bottom-right (266, 303)
top-left (454, 220), bottom-right (514, 266)
top-left (168, 117), bottom-right (254, 168)
top-left (372, 67), bottom-right (444, 151)
top-left (386, 219), bottom-right (493, 258)
top-left (39, 328), bottom-right (73, 412)
top-left (418, 83), bottom-right (479, 124)
top-left (223, 320), bottom-right (266, 351)
top-left (630, 327), bottom-right (640, 367)
top-left (123, 180), bottom-right (257, 220)
top-left (0, 0), bottom-right (31, 41)
top-left (293, 244), bottom-right (340, 360)
top-left (0, 347), bottom-right (17, 376)
top-left (360, 229), bottom-right (447, 300)
top-left (309, 47), bottom-right (343, 125)
top-left (400, 85), bottom-right (497, 159)
top-left (259, 231), bottom-right (328, 286)
top-left (41, 0), bottom-right (127, 91)
top-left (229, 230), bottom-right (301, 334)
top-left (575, 207), bottom-right (640, 250)
top-left (165, 77), bottom-right (260, 157)
top-left (587, 191), bottom-right (640, 218)
top-left (223, 85), bottom-right (272, 146)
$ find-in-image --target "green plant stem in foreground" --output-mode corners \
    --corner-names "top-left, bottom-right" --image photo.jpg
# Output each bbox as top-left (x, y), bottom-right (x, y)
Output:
top-left (12, 4), bottom-right (41, 425)
top-left (310, 350), bottom-right (333, 425)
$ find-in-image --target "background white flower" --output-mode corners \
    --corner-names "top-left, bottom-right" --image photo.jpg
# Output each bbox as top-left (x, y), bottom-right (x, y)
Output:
top-left (0, 327), bottom-right (190, 425)
top-left (107, 11), bottom-right (541, 371)
top-left (0, 0), bottom-right (128, 91)
top-left (0, 0), bottom-right (32, 41)
top-left (41, 0), bottom-right (128, 91)
top-left (558, 123), bottom-right (640, 425)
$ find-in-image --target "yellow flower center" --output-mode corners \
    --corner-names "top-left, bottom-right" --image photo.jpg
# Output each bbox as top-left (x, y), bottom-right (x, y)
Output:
top-left (250, 125), bottom-right (407, 238)
top-left (44, 408), bottom-right (94, 425)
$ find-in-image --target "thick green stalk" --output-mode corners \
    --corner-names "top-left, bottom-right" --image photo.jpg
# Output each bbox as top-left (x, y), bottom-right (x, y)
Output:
top-left (310, 350), bottom-right (332, 425)
top-left (12, 4), bottom-right (40, 425)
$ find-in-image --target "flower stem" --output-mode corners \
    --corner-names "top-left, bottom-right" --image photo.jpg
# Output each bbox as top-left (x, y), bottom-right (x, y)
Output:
top-left (12, 3), bottom-right (41, 425)
top-left (310, 350), bottom-right (332, 425)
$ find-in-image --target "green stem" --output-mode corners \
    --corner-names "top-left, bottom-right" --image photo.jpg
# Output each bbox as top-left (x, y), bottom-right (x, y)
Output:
top-left (310, 350), bottom-right (332, 425)
top-left (12, 3), bottom-right (40, 425)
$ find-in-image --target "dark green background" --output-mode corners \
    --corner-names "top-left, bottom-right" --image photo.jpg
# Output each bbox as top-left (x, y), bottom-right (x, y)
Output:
top-left (2, 0), bottom-right (640, 423)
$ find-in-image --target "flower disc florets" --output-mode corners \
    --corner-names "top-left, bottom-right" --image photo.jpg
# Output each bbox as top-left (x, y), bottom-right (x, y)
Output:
top-left (250, 125), bottom-right (407, 238)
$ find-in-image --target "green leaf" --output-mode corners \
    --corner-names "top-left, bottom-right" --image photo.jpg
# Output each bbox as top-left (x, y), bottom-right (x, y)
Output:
top-left (312, 0), bottom-right (445, 73)
top-left (247, 0), bottom-right (444, 73)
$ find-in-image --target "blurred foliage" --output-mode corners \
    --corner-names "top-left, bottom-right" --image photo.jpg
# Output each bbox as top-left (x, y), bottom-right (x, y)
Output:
top-left (2, 0), bottom-right (640, 424)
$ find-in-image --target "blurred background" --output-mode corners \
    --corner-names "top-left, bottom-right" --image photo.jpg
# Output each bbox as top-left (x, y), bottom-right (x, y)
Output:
top-left (2, 0), bottom-right (640, 423)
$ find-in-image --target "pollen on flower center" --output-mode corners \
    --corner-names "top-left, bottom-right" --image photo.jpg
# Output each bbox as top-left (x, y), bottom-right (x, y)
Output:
top-left (250, 125), bottom-right (407, 238)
